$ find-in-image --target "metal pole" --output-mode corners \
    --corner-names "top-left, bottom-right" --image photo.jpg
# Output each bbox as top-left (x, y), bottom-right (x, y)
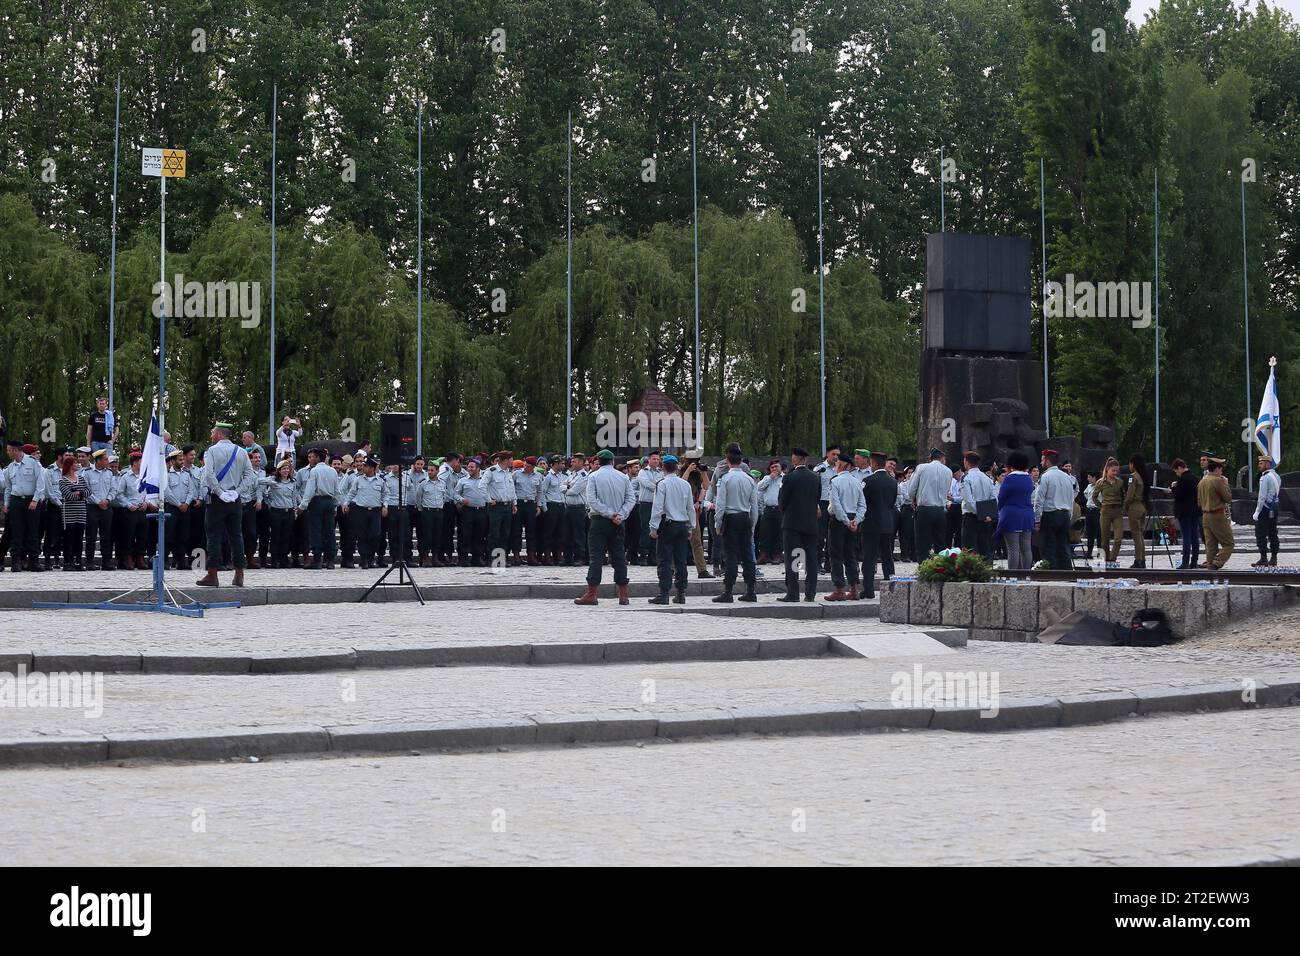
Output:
top-left (1241, 177), bottom-right (1252, 491)
top-left (939, 145), bottom-right (945, 232)
top-left (108, 74), bottom-right (121, 409)
top-left (692, 120), bottom-right (701, 450)
top-left (156, 175), bottom-right (167, 604)
top-left (268, 83), bottom-right (278, 450)
top-left (416, 100), bottom-right (423, 456)
top-left (817, 136), bottom-right (827, 454)
top-left (565, 110), bottom-right (573, 457)
top-left (1040, 157), bottom-right (1049, 436)
top-left (1153, 167), bottom-right (1161, 463)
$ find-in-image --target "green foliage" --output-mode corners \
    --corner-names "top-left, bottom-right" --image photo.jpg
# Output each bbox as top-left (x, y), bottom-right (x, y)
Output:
top-left (916, 548), bottom-right (994, 583)
top-left (0, 0), bottom-right (1295, 471)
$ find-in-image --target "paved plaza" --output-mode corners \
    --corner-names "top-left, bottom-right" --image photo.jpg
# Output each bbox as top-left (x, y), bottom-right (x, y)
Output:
top-left (3, 521), bottom-right (1299, 866)
top-left (0, 709), bottom-right (1296, 865)
top-left (1, 557), bottom-right (1299, 866)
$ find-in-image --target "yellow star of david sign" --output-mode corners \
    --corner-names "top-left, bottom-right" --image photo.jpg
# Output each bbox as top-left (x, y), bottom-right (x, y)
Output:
top-left (161, 149), bottom-right (187, 177)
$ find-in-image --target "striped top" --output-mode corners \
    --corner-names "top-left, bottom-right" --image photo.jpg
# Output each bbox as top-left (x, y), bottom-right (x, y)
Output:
top-left (60, 475), bottom-right (90, 526)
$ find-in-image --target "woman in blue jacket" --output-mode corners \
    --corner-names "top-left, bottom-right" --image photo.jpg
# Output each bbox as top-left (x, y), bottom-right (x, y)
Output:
top-left (994, 451), bottom-right (1036, 569)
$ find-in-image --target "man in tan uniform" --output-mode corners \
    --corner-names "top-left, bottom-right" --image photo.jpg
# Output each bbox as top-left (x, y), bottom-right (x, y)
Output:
top-left (1197, 458), bottom-right (1234, 569)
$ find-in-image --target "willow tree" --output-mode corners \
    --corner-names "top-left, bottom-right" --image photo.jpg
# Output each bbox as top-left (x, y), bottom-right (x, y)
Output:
top-left (0, 195), bottom-right (97, 445)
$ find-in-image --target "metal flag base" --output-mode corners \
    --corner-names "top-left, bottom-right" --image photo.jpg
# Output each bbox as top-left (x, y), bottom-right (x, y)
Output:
top-left (358, 558), bottom-right (425, 605)
top-left (33, 513), bottom-right (241, 618)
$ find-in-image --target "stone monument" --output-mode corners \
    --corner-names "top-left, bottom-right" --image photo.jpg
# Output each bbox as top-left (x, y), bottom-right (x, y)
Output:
top-left (918, 232), bottom-right (1115, 473)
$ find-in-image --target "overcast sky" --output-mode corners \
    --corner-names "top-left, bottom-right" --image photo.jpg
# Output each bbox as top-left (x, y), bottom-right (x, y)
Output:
top-left (1128, 0), bottom-right (1300, 25)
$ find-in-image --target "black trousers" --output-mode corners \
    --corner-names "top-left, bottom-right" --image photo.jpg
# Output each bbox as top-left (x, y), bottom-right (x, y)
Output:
top-left (269, 507), bottom-right (295, 566)
top-left (760, 506), bottom-right (782, 557)
top-left (62, 523), bottom-right (85, 565)
top-left (541, 505), bottom-right (564, 558)
top-left (782, 528), bottom-right (819, 599)
top-left (85, 504), bottom-right (113, 567)
top-left (624, 503), bottom-right (642, 562)
top-left (241, 503), bottom-right (258, 561)
top-left (256, 507), bottom-right (271, 561)
top-left (655, 519), bottom-right (690, 594)
top-left (418, 508), bottom-right (443, 560)
top-left (914, 505), bottom-right (946, 560)
top-left (441, 501), bottom-right (459, 560)
top-left (188, 503), bottom-right (206, 559)
top-left (1085, 508), bottom-right (1102, 555)
top-left (458, 506), bottom-right (487, 565)
top-left (586, 515), bottom-right (628, 587)
top-left (338, 507), bottom-right (356, 562)
top-left (636, 501), bottom-right (655, 562)
top-left (1040, 509), bottom-right (1072, 569)
top-left (510, 500), bottom-right (538, 556)
top-left (719, 512), bottom-right (757, 593)
top-left (293, 510), bottom-right (309, 561)
top-left (898, 508), bottom-right (915, 560)
top-left (961, 513), bottom-right (994, 559)
top-left (121, 508), bottom-right (148, 558)
top-left (6, 496), bottom-right (41, 564)
top-left (307, 496), bottom-right (336, 562)
top-left (352, 507), bottom-right (382, 563)
top-left (43, 503), bottom-right (63, 562)
top-left (860, 531), bottom-right (894, 597)
top-left (1255, 511), bottom-right (1280, 560)
top-left (486, 503), bottom-right (512, 563)
top-left (564, 503), bottom-right (587, 564)
top-left (111, 506), bottom-right (130, 563)
top-left (204, 498), bottom-right (245, 569)
top-left (945, 503), bottom-right (963, 549)
top-left (165, 506), bottom-right (190, 567)
top-left (829, 520), bottom-right (859, 588)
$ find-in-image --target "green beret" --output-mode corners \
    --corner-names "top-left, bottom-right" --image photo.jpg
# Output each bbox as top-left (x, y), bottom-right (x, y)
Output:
top-left (855, 448), bottom-right (870, 458)
top-left (597, 449), bottom-right (615, 461)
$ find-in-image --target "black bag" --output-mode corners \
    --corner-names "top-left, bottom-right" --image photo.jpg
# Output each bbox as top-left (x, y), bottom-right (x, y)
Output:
top-left (975, 497), bottom-right (998, 521)
top-left (1124, 608), bottom-right (1179, 647)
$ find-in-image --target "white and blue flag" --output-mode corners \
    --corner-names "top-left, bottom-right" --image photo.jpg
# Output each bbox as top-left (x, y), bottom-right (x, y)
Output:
top-left (1254, 364), bottom-right (1281, 465)
top-left (139, 414), bottom-right (164, 495)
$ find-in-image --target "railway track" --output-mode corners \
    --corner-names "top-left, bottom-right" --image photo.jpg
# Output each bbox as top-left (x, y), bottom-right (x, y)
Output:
top-left (996, 568), bottom-right (1300, 586)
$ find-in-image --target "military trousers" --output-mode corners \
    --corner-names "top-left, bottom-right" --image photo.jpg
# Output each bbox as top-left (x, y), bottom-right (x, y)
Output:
top-left (1202, 511), bottom-right (1234, 568)
top-left (586, 514), bottom-right (628, 587)
top-left (204, 498), bottom-right (245, 570)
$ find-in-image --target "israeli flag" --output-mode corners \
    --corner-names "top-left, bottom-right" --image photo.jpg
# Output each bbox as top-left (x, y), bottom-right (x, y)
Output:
top-left (1254, 365), bottom-right (1282, 464)
top-left (139, 415), bottom-right (164, 494)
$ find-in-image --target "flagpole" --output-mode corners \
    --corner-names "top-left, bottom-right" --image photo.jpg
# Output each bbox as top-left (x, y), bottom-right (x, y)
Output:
top-left (691, 120), bottom-right (701, 451)
top-left (1154, 166), bottom-right (1161, 463)
top-left (156, 174), bottom-right (168, 604)
top-left (1040, 157), bottom-right (1049, 437)
top-left (416, 99), bottom-right (423, 456)
top-left (268, 82), bottom-right (279, 452)
top-left (817, 135), bottom-right (827, 454)
top-left (108, 74), bottom-right (121, 412)
top-left (565, 109), bottom-right (573, 458)
top-left (1241, 177), bottom-right (1252, 492)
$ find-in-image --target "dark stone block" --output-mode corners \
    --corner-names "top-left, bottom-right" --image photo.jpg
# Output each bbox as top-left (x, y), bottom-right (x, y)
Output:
top-left (960, 403), bottom-right (995, 427)
top-left (990, 397), bottom-right (1030, 417)
top-left (1083, 424), bottom-right (1115, 446)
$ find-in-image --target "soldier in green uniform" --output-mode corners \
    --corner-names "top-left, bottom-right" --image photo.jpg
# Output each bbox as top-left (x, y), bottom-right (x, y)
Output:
top-left (1094, 458), bottom-right (1126, 565)
top-left (1197, 458), bottom-right (1234, 569)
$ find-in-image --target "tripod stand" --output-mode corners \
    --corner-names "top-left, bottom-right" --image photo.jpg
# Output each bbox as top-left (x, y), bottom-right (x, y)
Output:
top-left (359, 466), bottom-right (424, 604)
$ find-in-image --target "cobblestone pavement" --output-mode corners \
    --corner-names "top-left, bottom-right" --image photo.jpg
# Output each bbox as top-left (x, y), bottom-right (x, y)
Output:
top-left (1, 708), bottom-right (1295, 865)
top-left (0, 632), bottom-right (1295, 737)
top-left (0, 597), bottom-right (874, 657)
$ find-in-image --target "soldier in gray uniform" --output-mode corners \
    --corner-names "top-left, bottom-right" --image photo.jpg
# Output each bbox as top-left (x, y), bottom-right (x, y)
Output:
top-left (83, 448), bottom-right (117, 570)
top-left (195, 421), bottom-right (254, 587)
